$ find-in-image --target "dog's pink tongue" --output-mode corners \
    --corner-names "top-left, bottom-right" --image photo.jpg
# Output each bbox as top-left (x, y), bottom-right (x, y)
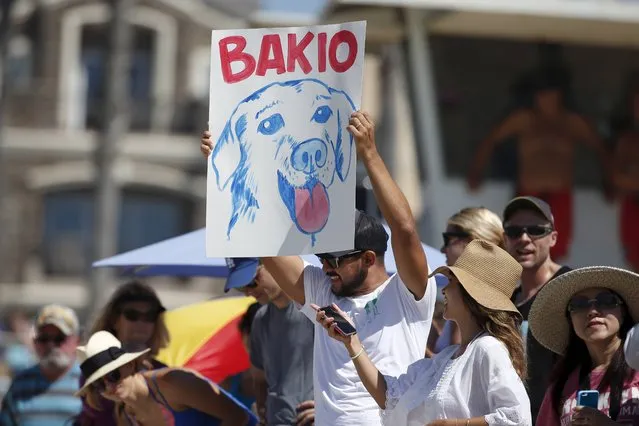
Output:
top-left (294, 183), bottom-right (329, 234)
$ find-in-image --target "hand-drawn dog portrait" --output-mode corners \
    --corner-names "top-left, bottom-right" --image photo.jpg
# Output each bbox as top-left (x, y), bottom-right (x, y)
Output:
top-left (211, 78), bottom-right (356, 245)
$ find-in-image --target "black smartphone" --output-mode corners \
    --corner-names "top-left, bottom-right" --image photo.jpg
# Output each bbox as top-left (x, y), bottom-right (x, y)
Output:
top-left (320, 306), bottom-right (357, 336)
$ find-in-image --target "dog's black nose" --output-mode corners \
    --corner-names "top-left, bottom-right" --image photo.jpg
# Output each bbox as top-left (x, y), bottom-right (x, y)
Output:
top-left (292, 139), bottom-right (327, 174)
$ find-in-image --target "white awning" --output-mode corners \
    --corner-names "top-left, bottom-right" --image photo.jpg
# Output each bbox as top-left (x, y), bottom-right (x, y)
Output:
top-left (325, 0), bottom-right (639, 48)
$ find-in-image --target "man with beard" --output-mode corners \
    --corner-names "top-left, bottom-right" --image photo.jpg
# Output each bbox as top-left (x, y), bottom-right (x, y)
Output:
top-left (201, 111), bottom-right (438, 425)
top-left (0, 304), bottom-right (82, 425)
top-left (502, 196), bottom-right (571, 424)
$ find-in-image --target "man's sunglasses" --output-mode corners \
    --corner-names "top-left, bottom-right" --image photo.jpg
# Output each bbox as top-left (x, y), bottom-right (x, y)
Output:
top-left (442, 231), bottom-right (470, 247)
top-left (567, 293), bottom-right (623, 313)
top-left (122, 308), bottom-right (159, 323)
top-left (239, 263), bottom-right (267, 290)
top-left (316, 250), bottom-right (363, 269)
top-left (242, 281), bottom-right (258, 290)
top-left (503, 225), bottom-right (553, 239)
top-left (35, 334), bottom-right (67, 346)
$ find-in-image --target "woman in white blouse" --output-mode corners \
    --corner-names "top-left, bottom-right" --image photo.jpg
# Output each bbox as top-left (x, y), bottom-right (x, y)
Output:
top-left (314, 239), bottom-right (532, 426)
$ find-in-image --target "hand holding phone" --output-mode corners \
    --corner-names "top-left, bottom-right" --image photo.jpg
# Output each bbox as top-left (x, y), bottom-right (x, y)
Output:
top-left (319, 305), bottom-right (357, 337)
top-left (577, 390), bottom-right (599, 409)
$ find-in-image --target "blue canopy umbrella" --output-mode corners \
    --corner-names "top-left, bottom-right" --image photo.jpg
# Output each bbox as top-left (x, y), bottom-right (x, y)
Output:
top-left (93, 227), bottom-right (448, 287)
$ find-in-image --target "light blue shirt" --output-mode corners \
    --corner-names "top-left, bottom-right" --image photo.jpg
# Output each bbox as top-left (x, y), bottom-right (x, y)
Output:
top-left (0, 362), bottom-right (82, 426)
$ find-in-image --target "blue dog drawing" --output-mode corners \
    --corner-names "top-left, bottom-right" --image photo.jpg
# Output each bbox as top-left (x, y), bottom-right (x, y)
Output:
top-left (211, 78), bottom-right (356, 244)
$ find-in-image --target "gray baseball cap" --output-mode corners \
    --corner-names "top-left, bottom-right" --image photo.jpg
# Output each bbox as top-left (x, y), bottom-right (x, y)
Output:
top-left (503, 196), bottom-right (554, 225)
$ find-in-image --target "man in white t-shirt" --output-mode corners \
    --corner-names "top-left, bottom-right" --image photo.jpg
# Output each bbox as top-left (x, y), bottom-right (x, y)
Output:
top-left (259, 111), bottom-right (438, 425)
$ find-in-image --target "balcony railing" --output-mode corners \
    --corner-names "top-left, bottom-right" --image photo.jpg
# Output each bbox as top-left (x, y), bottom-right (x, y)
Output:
top-left (5, 82), bottom-right (208, 135)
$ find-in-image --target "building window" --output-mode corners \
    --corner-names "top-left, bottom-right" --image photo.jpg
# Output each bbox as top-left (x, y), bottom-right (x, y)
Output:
top-left (187, 47), bottom-right (210, 101)
top-left (42, 189), bottom-right (193, 276)
top-left (7, 34), bottom-right (33, 90)
top-left (81, 24), bottom-right (155, 130)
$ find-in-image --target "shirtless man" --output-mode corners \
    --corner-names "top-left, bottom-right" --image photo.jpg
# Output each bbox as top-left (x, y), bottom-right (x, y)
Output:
top-left (613, 90), bottom-right (639, 272)
top-left (467, 74), bottom-right (611, 260)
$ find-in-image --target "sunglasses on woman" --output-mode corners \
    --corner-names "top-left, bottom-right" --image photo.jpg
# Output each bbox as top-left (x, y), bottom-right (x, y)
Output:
top-left (567, 293), bottom-right (624, 313)
top-left (94, 367), bottom-right (125, 392)
top-left (442, 231), bottom-right (470, 247)
top-left (503, 224), bottom-right (553, 239)
top-left (316, 250), bottom-right (363, 269)
top-left (122, 308), bottom-right (159, 323)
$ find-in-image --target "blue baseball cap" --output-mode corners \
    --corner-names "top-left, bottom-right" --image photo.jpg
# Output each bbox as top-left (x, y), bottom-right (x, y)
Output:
top-left (224, 258), bottom-right (259, 293)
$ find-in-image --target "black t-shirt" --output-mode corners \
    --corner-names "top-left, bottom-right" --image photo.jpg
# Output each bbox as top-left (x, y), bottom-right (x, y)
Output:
top-left (511, 265), bottom-right (572, 424)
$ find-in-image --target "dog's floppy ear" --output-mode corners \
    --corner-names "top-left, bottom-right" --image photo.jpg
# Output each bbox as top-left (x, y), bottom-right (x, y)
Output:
top-left (332, 89), bottom-right (356, 182)
top-left (211, 111), bottom-right (246, 191)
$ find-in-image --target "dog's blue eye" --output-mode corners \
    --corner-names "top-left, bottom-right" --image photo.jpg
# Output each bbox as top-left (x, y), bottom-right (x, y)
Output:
top-left (312, 106), bottom-right (332, 124)
top-left (258, 113), bottom-right (284, 135)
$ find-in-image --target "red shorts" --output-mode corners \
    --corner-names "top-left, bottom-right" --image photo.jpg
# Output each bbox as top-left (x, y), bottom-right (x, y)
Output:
top-left (620, 196), bottom-right (639, 271)
top-left (516, 190), bottom-right (573, 261)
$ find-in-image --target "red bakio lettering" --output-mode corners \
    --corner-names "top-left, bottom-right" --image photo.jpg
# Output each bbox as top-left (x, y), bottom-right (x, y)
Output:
top-left (256, 35), bottom-right (286, 76)
top-left (317, 32), bottom-right (327, 73)
top-left (218, 30), bottom-right (358, 84)
top-left (287, 32), bottom-right (313, 73)
top-left (328, 30), bottom-right (357, 73)
top-left (218, 36), bottom-right (255, 84)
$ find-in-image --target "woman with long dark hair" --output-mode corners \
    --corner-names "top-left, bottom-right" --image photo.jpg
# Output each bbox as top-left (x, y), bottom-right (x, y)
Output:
top-left (315, 240), bottom-right (531, 425)
top-left (75, 281), bottom-right (171, 425)
top-left (529, 266), bottom-right (639, 425)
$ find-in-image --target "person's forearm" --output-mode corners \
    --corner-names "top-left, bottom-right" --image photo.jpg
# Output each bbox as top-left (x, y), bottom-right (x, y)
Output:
top-left (613, 174), bottom-right (639, 192)
top-left (254, 376), bottom-right (268, 420)
top-left (345, 339), bottom-right (388, 409)
top-left (592, 141), bottom-right (613, 184)
top-left (462, 417), bottom-right (488, 426)
top-left (360, 149), bottom-right (414, 233)
top-left (470, 143), bottom-right (491, 176)
top-left (219, 411), bottom-right (249, 426)
top-left (360, 146), bottom-right (428, 298)
top-left (469, 132), bottom-right (503, 180)
top-left (602, 154), bottom-right (614, 183)
top-left (260, 256), bottom-right (305, 304)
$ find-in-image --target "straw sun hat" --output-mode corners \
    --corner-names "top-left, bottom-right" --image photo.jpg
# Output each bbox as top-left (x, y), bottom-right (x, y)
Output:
top-left (75, 330), bottom-right (150, 396)
top-left (429, 239), bottom-right (523, 314)
top-left (528, 266), bottom-right (639, 356)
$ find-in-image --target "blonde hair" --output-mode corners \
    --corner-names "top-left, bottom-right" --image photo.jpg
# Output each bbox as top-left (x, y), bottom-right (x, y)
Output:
top-left (447, 207), bottom-right (504, 249)
top-left (87, 281), bottom-right (169, 357)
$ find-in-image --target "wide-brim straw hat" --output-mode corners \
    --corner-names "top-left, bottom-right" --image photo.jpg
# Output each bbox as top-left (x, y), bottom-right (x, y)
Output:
top-left (429, 239), bottom-right (523, 314)
top-left (529, 266), bottom-right (639, 356)
top-left (75, 330), bottom-right (149, 396)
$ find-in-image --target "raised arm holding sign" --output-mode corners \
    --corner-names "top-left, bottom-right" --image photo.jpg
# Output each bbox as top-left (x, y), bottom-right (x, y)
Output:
top-left (201, 21), bottom-right (437, 426)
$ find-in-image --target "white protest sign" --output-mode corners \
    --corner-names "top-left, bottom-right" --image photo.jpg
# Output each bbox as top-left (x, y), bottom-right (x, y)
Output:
top-left (206, 21), bottom-right (366, 257)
